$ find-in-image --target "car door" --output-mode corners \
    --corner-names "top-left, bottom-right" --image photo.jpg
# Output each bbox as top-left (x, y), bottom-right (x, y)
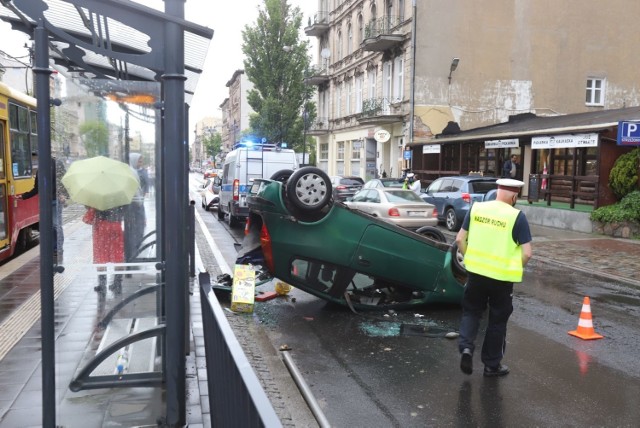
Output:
top-left (423, 178), bottom-right (451, 218)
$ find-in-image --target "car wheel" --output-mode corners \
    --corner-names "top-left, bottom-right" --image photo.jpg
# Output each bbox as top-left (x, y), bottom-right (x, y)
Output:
top-left (445, 208), bottom-right (460, 231)
top-left (451, 242), bottom-right (466, 275)
top-left (217, 206), bottom-right (225, 220)
top-left (270, 169), bottom-right (294, 184)
top-left (285, 167), bottom-right (333, 212)
top-left (415, 226), bottom-right (446, 242)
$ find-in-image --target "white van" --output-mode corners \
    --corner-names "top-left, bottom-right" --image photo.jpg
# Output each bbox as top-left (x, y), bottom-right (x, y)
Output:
top-left (217, 143), bottom-right (298, 226)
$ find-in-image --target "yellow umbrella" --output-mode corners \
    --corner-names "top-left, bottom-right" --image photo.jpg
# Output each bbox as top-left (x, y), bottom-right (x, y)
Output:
top-left (61, 156), bottom-right (139, 211)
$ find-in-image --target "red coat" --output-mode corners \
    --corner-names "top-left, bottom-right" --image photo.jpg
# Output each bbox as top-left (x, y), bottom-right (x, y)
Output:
top-left (83, 208), bottom-right (124, 264)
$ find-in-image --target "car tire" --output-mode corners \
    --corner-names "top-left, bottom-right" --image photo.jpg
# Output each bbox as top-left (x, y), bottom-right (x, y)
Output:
top-left (415, 226), bottom-right (446, 243)
top-left (217, 206), bottom-right (225, 220)
top-left (285, 167), bottom-right (333, 212)
top-left (445, 208), bottom-right (460, 231)
top-left (451, 242), bottom-right (466, 276)
top-left (229, 214), bottom-right (240, 228)
top-left (270, 169), bottom-right (294, 184)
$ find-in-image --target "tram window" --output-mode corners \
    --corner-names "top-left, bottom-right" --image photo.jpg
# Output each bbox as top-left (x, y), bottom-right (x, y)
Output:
top-left (30, 111), bottom-right (37, 135)
top-left (9, 103), bottom-right (34, 178)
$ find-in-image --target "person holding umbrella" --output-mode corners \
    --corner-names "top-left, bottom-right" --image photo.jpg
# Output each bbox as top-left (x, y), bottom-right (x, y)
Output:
top-left (62, 156), bottom-right (139, 293)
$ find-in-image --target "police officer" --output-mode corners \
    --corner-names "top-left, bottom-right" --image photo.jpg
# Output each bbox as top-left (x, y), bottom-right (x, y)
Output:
top-left (402, 172), bottom-right (421, 195)
top-left (455, 178), bottom-right (532, 376)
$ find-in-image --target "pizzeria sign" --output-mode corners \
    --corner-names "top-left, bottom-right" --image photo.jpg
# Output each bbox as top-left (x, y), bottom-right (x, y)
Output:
top-left (531, 133), bottom-right (598, 149)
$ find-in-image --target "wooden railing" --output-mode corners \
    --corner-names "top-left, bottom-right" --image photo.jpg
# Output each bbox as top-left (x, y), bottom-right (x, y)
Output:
top-left (530, 174), bottom-right (599, 208)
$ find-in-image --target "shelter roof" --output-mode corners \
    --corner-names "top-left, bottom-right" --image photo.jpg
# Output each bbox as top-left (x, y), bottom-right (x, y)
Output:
top-left (0, 0), bottom-right (213, 105)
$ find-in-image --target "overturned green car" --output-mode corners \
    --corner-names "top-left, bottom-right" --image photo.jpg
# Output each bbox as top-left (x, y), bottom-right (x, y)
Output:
top-left (236, 167), bottom-right (467, 310)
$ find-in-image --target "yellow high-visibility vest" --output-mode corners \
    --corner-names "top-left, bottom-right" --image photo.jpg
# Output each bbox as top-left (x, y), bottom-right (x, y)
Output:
top-left (464, 200), bottom-right (523, 282)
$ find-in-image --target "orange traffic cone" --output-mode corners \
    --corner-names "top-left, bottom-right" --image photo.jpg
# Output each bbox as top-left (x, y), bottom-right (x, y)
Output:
top-left (568, 297), bottom-right (603, 340)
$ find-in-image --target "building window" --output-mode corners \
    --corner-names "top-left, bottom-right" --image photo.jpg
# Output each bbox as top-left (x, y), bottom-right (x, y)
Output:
top-left (347, 23), bottom-right (353, 55)
top-left (337, 30), bottom-right (343, 60)
top-left (346, 79), bottom-right (352, 115)
top-left (398, 0), bottom-right (405, 21)
top-left (368, 67), bottom-right (377, 99)
top-left (351, 140), bottom-right (361, 159)
top-left (393, 56), bottom-right (404, 102)
top-left (337, 141), bottom-right (345, 160)
top-left (358, 14), bottom-right (364, 45)
top-left (586, 78), bottom-right (605, 106)
top-left (320, 143), bottom-right (329, 160)
top-left (336, 82), bottom-right (342, 117)
top-left (355, 75), bottom-right (363, 113)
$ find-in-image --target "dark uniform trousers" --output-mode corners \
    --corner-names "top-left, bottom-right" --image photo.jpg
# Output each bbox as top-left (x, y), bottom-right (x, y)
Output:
top-left (458, 272), bottom-right (514, 368)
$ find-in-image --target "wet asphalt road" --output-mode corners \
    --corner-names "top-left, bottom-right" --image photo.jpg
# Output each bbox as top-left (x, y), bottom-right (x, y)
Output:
top-left (193, 176), bottom-right (640, 427)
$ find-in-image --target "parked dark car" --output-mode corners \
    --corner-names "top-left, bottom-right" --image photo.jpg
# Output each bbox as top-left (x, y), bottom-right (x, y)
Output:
top-left (330, 175), bottom-right (365, 201)
top-left (362, 177), bottom-right (405, 189)
top-left (235, 167), bottom-right (466, 311)
top-left (421, 176), bottom-right (498, 231)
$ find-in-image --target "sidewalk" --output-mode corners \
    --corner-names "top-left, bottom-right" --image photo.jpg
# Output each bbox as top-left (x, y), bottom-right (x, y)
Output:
top-left (0, 212), bottom-right (639, 427)
top-left (529, 224), bottom-right (640, 287)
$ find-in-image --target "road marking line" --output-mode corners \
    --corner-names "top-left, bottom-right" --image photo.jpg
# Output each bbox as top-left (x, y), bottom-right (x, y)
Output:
top-left (194, 208), bottom-right (232, 275)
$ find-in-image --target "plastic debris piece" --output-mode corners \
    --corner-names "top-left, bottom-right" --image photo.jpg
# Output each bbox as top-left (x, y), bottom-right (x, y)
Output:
top-left (414, 313), bottom-right (424, 318)
top-left (279, 344), bottom-right (292, 351)
top-left (255, 291), bottom-right (278, 302)
top-left (445, 331), bottom-right (460, 339)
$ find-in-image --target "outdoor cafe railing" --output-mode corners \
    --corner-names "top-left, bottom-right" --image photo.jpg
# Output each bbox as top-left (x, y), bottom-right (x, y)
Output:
top-left (528, 173), bottom-right (599, 209)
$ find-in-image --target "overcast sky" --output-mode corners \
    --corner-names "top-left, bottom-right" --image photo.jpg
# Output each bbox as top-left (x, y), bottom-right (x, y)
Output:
top-left (0, 0), bottom-right (316, 143)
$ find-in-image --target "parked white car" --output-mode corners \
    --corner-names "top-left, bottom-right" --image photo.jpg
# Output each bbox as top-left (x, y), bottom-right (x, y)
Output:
top-left (201, 178), bottom-right (220, 211)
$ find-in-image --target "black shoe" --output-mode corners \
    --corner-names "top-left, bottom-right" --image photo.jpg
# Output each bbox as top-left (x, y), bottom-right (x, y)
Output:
top-left (460, 348), bottom-right (473, 375)
top-left (94, 284), bottom-right (106, 293)
top-left (483, 364), bottom-right (509, 377)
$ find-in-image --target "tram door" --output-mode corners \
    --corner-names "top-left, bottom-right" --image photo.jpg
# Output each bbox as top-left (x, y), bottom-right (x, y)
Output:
top-left (0, 121), bottom-right (8, 245)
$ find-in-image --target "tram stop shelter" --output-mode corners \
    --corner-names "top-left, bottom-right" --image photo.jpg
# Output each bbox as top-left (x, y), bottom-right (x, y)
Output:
top-left (0, 1), bottom-right (276, 426)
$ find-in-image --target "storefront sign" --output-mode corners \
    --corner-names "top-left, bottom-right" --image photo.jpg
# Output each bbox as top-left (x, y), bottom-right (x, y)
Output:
top-left (422, 144), bottom-right (441, 154)
top-left (485, 138), bottom-right (519, 148)
top-left (617, 121), bottom-right (640, 146)
top-left (531, 133), bottom-right (598, 149)
top-left (374, 129), bottom-right (391, 143)
top-left (403, 150), bottom-right (412, 160)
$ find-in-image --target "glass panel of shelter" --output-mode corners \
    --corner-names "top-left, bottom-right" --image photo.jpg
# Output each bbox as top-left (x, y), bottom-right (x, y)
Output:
top-left (53, 78), bottom-right (164, 424)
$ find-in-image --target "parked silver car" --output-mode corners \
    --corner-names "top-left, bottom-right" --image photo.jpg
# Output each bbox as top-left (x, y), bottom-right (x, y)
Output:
top-left (345, 188), bottom-right (438, 230)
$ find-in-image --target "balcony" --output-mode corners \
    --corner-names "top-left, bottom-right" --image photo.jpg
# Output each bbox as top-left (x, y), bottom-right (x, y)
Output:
top-left (304, 11), bottom-right (330, 37)
top-left (357, 97), bottom-right (406, 125)
top-left (305, 117), bottom-right (330, 136)
top-left (361, 16), bottom-right (405, 52)
top-left (303, 64), bottom-right (330, 86)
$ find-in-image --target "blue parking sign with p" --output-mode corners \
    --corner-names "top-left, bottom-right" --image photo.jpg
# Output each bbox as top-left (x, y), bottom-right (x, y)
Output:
top-left (617, 121), bottom-right (640, 146)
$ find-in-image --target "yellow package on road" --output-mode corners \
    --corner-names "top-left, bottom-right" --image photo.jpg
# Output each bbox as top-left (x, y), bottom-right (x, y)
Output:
top-left (231, 264), bottom-right (255, 313)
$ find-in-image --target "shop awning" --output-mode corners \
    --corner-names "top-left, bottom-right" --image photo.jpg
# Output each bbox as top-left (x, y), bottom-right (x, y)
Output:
top-left (408, 106), bottom-right (640, 146)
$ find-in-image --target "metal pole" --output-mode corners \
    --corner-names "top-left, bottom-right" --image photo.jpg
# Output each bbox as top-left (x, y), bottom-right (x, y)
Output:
top-left (408, 0), bottom-right (417, 170)
top-left (34, 20), bottom-right (56, 428)
top-left (164, 0), bottom-right (187, 424)
top-left (302, 105), bottom-right (307, 166)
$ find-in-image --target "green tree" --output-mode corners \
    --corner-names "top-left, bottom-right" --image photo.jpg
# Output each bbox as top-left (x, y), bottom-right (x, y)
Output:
top-left (202, 132), bottom-right (222, 159)
top-left (79, 120), bottom-right (109, 157)
top-left (242, 0), bottom-right (316, 152)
